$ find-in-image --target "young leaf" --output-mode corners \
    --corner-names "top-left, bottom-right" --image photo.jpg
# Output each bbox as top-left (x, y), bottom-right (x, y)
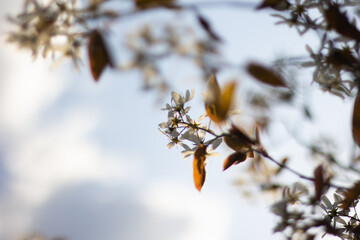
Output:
top-left (314, 164), bottom-right (324, 201)
top-left (204, 75), bottom-right (236, 123)
top-left (223, 152), bottom-right (247, 171)
top-left (88, 30), bottom-right (114, 82)
top-left (275, 157), bottom-right (288, 175)
top-left (340, 181), bottom-right (360, 210)
top-left (193, 144), bottom-right (207, 192)
top-left (352, 92), bottom-right (360, 147)
top-left (246, 62), bottom-right (287, 88)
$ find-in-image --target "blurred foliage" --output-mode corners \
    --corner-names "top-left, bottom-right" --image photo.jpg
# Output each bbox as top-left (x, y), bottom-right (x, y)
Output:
top-left (7, 0), bottom-right (360, 239)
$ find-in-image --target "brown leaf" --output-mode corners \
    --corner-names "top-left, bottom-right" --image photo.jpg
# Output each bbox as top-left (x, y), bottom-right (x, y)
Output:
top-left (193, 144), bottom-right (207, 192)
top-left (223, 152), bottom-right (247, 171)
top-left (314, 164), bottom-right (324, 201)
top-left (352, 92), bottom-right (360, 147)
top-left (326, 47), bottom-right (358, 68)
top-left (256, 0), bottom-right (290, 11)
top-left (224, 124), bottom-right (255, 153)
top-left (341, 181), bottom-right (360, 210)
top-left (197, 14), bottom-right (222, 42)
top-left (324, 4), bottom-right (360, 41)
top-left (135, 0), bottom-right (176, 9)
top-left (88, 30), bottom-right (114, 82)
top-left (246, 62), bottom-right (287, 88)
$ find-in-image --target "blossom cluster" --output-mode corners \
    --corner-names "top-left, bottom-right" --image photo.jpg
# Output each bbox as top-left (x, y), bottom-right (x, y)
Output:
top-left (159, 89), bottom-right (221, 159)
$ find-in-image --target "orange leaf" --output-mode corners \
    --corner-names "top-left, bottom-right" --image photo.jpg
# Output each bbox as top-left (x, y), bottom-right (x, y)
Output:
top-left (352, 92), bottom-right (360, 147)
top-left (219, 81), bottom-right (236, 118)
top-left (193, 144), bottom-right (207, 192)
top-left (246, 62), bottom-right (287, 88)
top-left (314, 164), bottom-right (324, 201)
top-left (223, 152), bottom-right (247, 171)
top-left (204, 75), bottom-right (236, 123)
top-left (341, 181), bottom-right (360, 210)
top-left (88, 30), bottom-right (114, 82)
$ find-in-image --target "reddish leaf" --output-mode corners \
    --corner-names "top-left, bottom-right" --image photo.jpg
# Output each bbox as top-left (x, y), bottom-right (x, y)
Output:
top-left (341, 181), bottom-right (360, 210)
top-left (352, 92), bottom-right (360, 147)
top-left (324, 4), bottom-right (360, 41)
top-left (247, 62), bottom-right (287, 88)
top-left (314, 164), bottom-right (324, 201)
top-left (223, 152), bottom-right (247, 171)
top-left (88, 30), bottom-right (114, 82)
top-left (193, 144), bottom-right (207, 192)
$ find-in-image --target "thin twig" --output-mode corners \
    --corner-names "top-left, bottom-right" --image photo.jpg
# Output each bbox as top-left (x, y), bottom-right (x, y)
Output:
top-left (258, 150), bottom-right (348, 190)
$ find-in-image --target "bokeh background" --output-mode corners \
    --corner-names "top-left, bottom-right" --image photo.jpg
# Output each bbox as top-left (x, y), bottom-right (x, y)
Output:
top-left (0, 1), bottom-right (355, 240)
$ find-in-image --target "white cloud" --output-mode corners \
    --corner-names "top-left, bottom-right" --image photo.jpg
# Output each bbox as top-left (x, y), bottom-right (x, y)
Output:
top-left (141, 183), bottom-right (231, 240)
top-left (0, 36), bottom-right (141, 239)
top-left (0, 42), bottom-right (66, 135)
top-left (5, 109), bottom-right (140, 205)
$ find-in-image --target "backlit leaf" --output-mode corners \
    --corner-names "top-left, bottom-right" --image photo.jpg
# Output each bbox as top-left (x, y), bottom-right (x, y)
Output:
top-left (219, 81), bottom-right (236, 119)
top-left (340, 181), bottom-right (360, 210)
top-left (352, 92), bottom-right (360, 147)
top-left (246, 62), bottom-right (287, 88)
top-left (223, 152), bottom-right (247, 171)
top-left (193, 144), bottom-right (207, 192)
top-left (88, 30), bottom-right (114, 82)
top-left (204, 74), bottom-right (236, 123)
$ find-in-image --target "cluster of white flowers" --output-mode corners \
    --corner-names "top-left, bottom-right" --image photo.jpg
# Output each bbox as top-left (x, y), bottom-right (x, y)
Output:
top-left (270, 182), bottom-right (360, 240)
top-left (159, 89), bottom-right (222, 159)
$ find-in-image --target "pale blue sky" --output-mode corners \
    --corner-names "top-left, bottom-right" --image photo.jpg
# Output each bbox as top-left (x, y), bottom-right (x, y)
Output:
top-left (0, 1), bottom-right (355, 240)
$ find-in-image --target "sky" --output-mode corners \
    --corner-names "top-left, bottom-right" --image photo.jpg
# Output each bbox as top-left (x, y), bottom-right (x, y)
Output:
top-left (0, 1), bottom-right (356, 240)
